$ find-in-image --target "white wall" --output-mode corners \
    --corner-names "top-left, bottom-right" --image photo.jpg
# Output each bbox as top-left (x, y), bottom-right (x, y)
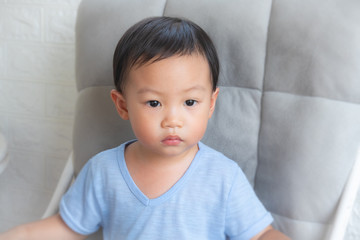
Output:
top-left (0, 0), bottom-right (79, 160)
top-left (0, 0), bottom-right (80, 228)
top-left (0, 0), bottom-right (359, 239)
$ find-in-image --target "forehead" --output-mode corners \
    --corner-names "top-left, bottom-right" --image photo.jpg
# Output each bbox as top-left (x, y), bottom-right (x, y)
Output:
top-left (125, 54), bottom-right (212, 91)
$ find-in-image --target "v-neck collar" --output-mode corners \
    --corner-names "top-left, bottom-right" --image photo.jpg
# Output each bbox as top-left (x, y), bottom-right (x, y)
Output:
top-left (117, 140), bottom-right (203, 206)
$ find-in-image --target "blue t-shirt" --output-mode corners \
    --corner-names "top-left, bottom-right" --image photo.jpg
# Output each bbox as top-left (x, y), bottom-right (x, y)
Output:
top-left (60, 141), bottom-right (273, 240)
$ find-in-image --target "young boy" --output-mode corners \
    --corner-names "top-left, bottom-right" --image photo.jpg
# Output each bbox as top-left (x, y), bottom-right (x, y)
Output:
top-left (0, 17), bottom-right (289, 240)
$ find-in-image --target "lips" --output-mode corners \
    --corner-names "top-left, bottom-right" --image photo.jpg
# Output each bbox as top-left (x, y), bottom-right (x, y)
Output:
top-left (162, 135), bottom-right (183, 146)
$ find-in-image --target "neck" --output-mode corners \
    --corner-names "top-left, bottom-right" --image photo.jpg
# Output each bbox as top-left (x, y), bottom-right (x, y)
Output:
top-left (125, 141), bottom-right (198, 170)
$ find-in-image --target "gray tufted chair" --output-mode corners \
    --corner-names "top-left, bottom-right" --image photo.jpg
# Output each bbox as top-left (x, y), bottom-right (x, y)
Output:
top-left (43, 0), bottom-right (360, 239)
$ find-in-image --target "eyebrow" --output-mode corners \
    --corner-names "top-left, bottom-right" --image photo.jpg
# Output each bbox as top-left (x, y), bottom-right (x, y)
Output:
top-left (136, 85), bottom-right (207, 95)
top-left (184, 85), bottom-right (207, 92)
top-left (136, 87), bottom-right (161, 95)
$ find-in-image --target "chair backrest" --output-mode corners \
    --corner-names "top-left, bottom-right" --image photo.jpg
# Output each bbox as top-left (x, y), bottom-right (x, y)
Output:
top-left (73, 0), bottom-right (360, 239)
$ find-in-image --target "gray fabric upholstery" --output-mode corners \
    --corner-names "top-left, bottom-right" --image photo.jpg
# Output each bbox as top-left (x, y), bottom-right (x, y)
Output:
top-left (75, 0), bottom-right (167, 91)
top-left (72, 86), bottom-right (135, 174)
top-left (73, 0), bottom-right (360, 239)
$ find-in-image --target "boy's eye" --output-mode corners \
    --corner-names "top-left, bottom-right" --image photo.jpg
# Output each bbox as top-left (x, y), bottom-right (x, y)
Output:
top-left (185, 99), bottom-right (197, 106)
top-left (147, 100), bottom-right (161, 107)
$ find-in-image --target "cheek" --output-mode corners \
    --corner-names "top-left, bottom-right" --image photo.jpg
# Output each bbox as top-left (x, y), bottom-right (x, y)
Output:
top-left (188, 111), bottom-right (210, 139)
top-left (192, 125), bottom-right (207, 141)
top-left (129, 112), bottom-right (158, 142)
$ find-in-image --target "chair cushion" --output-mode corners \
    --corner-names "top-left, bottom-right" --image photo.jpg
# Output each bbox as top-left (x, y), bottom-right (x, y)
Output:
top-left (74, 0), bottom-right (360, 238)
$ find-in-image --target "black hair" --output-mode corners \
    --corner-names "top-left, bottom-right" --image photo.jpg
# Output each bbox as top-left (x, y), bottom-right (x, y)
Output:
top-left (113, 16), bottom-right (219, 93)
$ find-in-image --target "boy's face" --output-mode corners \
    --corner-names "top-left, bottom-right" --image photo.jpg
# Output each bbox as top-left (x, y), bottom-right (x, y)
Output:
top-left (111, 54), bottom-right (219, 159)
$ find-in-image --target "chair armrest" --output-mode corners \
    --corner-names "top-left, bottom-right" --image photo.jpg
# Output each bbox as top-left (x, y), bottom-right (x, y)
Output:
top-left (42, 152), bottom-right (75, 219)
top-left (326, 148), bottom-right (360, 240)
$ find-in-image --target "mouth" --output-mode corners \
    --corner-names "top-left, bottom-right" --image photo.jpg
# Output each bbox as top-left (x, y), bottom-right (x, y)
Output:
top-left (161, 135), bottom-right (183, 146)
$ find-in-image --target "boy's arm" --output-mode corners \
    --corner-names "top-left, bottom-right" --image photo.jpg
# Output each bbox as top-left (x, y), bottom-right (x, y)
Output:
top-left (0, 214), bottom-right (87, 240)
top-left (252, 225), bottom-right (291, 240)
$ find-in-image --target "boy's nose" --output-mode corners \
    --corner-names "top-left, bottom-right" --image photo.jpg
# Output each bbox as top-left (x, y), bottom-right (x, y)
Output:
top-left (161, 109), bottom-right (183, 129)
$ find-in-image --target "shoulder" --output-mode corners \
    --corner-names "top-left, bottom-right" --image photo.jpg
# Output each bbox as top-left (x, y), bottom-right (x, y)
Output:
top-left (80, 142), bottom-right (126, 178)
top-left (198, 142), bottom-right (240, 172)
top-left (196, 142), bottom-right (246, 188)
top-left (89, 145), bottom-right (121, 165)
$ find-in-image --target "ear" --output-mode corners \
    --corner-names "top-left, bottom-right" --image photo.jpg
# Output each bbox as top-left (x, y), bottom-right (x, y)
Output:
top-left (208, 87), bottom-right (219, 118)
top-left (110, 89), bottom-right (129, 120)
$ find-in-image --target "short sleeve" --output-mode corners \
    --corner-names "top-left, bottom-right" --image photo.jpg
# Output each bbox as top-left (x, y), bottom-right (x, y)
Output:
top-left (59, 158), bottom-right (103, 235)
top-left (225, 167), bottom-right (273, 240)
